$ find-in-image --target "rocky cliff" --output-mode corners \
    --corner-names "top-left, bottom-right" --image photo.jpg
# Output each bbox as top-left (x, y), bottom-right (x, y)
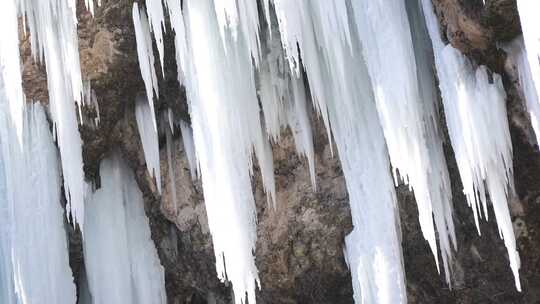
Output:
top-left (21, 0), bottom-right (540, 303)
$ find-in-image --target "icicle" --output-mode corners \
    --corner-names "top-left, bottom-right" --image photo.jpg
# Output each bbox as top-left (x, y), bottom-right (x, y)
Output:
top-left (422, 0), bottom-right (521, 291)
top-left (143, 0), bottom-right (166, 75)
top-left (516, 0), bottom-right (540, 145)
top-left (83, 155), bottom-right (167, 304)
top-left (262, 0), bottom-right (272, 35)
top-left (287, 75), bottom-right (316, 189)
top-left (19, 0), bottom-right (87, 231)
top-left (167, 108), bottom-right (174, 134)
top-left (271, 0), bottom-right (334, 151)
top-left (350, 0), bottom-right (455, 280)
top-left (271, 1), bottom-right (406, 302)
top-left (135, 95), bottom-right (162, 194)
top-left (83, 81), bottom-right (101, 127)
top-left (257, 51), bottom-right (288, 140)
top-left (133, 2), bottom-right (159, 131)
top-left (406, 0), bottom-right (457, 282)
top-left (0, 0), bottom-right (25, 145)
top-left (85, 0), bottom-right (95, 15)
top-left (179, 120), bottom-right (198, 180)
top-left (84, 0), bottom-right (102, 16)
top-left (165, 125), bottom-right (178, 211)
top-left (93, 97), bottom-right (101, 126)
top-left (0, 99), bottom-right (76, 303)
top-left (177, 0), bottom-right (282, 300)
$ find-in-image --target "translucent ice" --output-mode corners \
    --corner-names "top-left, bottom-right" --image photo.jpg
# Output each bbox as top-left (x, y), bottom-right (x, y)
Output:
top-left (83, 155), bottom-right (167, 304)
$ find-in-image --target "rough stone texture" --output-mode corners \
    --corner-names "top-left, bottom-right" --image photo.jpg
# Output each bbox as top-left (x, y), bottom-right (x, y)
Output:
top-left (18, 0), bottom-right (540, 303)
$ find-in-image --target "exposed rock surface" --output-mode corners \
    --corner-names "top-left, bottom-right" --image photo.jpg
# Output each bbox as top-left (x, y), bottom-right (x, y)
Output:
top-left (20, 0), bottom-right (540, 303)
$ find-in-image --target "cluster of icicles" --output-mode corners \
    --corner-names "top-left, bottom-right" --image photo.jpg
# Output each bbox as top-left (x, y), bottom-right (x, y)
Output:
top-left (0, 0), bottom-right (539, 303)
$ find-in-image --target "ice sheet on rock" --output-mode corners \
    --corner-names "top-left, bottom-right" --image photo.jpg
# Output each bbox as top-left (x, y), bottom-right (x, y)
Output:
top-left (180, 120), bottom-right (199, 180)
top-left (83, 155), bottom-right (167, 304)
top-left (19, 0), bottom-right (86, 231)
top-left (271, 1), bottom-right (406, 302)
top-left (0, 98), bottom-right (76, 304)
top-left (422, 0), bottom-right (521, 291)
top-left (135, 95), bottom-right (162, 193)
top-left (351, 0), bottom-right (456, 279)
top-left (133, 2), bottom-right (159, 131)
top-left (506, 37), bottom-right (540, 146)
top-left (516, 0), bottom-right (540, 145)
top-left (0, 0), bottom-right (25, 144)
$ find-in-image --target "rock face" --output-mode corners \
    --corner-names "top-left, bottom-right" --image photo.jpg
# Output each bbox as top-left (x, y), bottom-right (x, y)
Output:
top-left (20, 0), bottom-right (540, 303)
